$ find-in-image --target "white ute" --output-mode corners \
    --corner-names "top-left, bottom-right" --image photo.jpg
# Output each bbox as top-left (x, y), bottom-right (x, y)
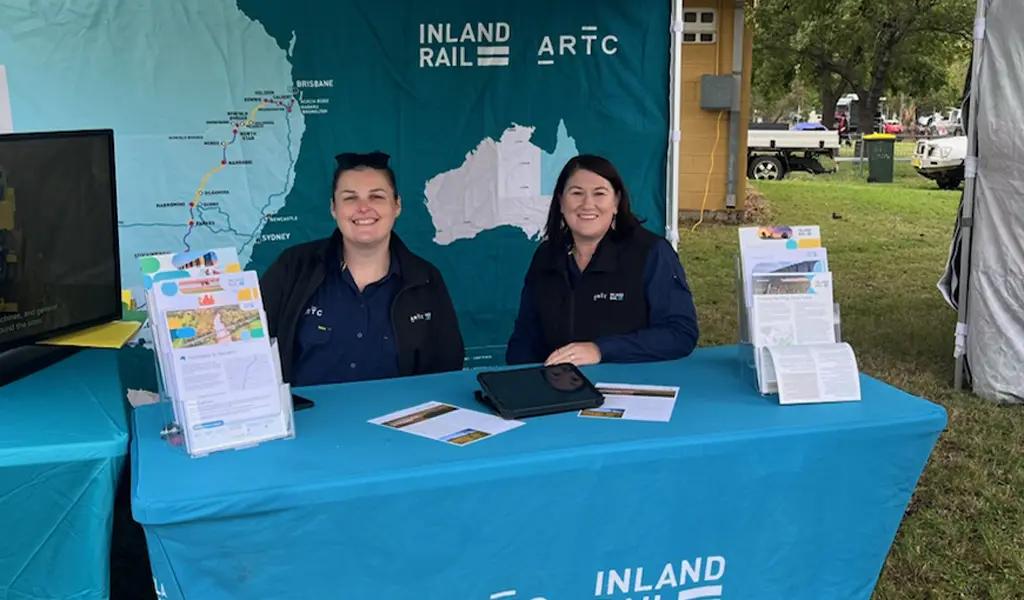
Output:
top-left (746, 128), bottom-right (840, 180)
top-left (912, 135), bottom-right (967, 190)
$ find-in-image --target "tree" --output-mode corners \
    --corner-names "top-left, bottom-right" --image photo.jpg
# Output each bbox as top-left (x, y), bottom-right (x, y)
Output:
top-left (750, 0), bottom-right (973, 133)
top-left (752, 76), bottom-right (817, 124)
top-left (901, 52), bottom-right (970, 115)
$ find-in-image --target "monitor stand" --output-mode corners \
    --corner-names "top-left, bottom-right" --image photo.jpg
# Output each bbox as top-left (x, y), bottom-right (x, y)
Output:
top-left (0, 345), bottom-right (81, 387)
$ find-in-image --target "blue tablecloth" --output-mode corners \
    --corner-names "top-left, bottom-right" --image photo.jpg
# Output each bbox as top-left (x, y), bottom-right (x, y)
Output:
top-left (0, 350), bottom-right (128, 600)
top-left (132, 345), bottom-right (945, 600)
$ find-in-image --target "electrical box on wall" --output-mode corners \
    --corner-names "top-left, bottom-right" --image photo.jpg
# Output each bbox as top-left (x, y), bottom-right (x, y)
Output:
top-left (700, 75), bottom-right (733, 110)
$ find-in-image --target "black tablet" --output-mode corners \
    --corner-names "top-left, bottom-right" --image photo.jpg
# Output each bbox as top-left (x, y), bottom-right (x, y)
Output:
top-left (476, 363), bottom-right (604, 419)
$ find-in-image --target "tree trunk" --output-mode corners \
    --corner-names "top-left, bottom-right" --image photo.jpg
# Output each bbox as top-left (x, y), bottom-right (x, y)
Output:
top-left (820, 86), bottom-right (840, 129)
top-left (858, 91), bottom-right (876, 135)
top-left (861, 31), bottom-right (898, 135)
top-left (850, 88), bottom-right (866, 134)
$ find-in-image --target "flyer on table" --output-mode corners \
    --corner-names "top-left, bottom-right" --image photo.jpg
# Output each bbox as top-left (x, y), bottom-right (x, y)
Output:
top-left (579, 383), bottom-right (680, 422)
top-left (370, 401), bottom-right (524, 446)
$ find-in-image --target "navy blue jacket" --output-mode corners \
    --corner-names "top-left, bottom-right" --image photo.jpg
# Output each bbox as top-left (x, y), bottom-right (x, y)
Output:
top-left (506, 228), bottom-right (699, 364)
top-left (261, 232), bottom-right (464, 383)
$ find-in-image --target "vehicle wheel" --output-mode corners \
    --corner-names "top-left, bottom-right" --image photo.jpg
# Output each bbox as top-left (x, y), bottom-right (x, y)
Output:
top-left (749, 156), bottom-right (785, 180)
top-left (937, 176), bottom-right (962, 190)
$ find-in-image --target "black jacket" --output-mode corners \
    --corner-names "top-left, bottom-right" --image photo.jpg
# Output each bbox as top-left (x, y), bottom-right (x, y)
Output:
top-left (530, 229), bottom-right (656, 350)
top-left (261, 231), bottom-right (464, 383)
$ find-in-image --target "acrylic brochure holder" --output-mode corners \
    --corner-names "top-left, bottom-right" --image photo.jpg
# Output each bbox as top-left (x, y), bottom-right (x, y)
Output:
top-left (139, 248), bottom-right (295, 458)
top-left (736, 254), bottom-right (758, 391)
top-left (735, 254), bottom-right (846, 398)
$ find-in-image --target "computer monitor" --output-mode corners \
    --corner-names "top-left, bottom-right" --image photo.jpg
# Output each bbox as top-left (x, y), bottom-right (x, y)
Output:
top-left (0, 129), bottom-right (121, 385)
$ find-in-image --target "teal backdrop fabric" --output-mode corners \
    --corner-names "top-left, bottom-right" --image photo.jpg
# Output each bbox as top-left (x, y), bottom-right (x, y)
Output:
top-left (0, 0), bottom-right (670, 365)
top-left (132, 346), bottom-right (946, 600)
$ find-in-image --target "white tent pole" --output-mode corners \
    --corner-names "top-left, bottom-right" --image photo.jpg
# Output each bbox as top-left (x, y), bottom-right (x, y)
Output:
top-left (666, 0), bottom-right (683, 249)
top-left (953, 0), bottom-right (988, 390)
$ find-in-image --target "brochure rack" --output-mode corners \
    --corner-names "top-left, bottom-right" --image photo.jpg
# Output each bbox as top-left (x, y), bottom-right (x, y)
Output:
top-left (735, 226), bottom-right (860, 404)
top-left (736, 255), bottom-right (844, 395)
top-left (139, 248), bottom-right (294, 457)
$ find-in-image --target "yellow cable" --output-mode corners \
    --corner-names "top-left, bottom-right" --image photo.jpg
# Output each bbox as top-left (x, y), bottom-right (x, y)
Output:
top-left (691, 110), bottom-right (725, 232)
top-left (690, 13), bottom-right (724, 233)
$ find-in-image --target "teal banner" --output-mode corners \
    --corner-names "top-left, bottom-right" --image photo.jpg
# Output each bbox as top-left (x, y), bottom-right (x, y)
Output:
top-left (0, 0), bottom-right (670, 364)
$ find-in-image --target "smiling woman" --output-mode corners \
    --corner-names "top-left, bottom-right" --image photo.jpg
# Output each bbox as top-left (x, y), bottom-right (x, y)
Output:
top-left (506, 154), bottom-right (699, 366)
top-left (260, 151), bottom-right (464, 385)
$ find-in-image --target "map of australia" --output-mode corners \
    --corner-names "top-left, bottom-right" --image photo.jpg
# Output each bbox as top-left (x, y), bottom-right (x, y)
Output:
top-left (426, 120), bottom-right (578, 244)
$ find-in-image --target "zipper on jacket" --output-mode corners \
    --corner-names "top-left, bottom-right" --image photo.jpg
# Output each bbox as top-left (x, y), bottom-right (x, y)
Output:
top-left (564, 269), bottom-right (575, 340)
top-left (284, 256), bottom-right (328, 378)
top-left (389, 279), bottom-right (428, 373)
top-left (568, 293), bottom-right (576, 340)
top-left (390, 287), bottom-right (406, 364)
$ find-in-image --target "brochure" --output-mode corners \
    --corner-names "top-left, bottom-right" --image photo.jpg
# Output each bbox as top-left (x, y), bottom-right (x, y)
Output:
top-left (370, 401), bottom-right (524, 446)
top-left (750, 272), bottom-right (836, 347)
top-left (764, 343), bottom-right (861, 404)
top-left (579, 383), bottom-right (679, 422)
top-left (150, 270), bottom-right (292, 456)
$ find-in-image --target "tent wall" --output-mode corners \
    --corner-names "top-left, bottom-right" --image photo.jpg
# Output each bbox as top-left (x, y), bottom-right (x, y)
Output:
top-left (964, 0), bottom-right (1024, 402)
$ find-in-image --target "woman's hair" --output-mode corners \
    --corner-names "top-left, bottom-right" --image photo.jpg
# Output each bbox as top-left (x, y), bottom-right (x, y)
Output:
top-left (543, 154), bottom-right (640, 250)
top-left (331, 151), bottom-right (398, 199)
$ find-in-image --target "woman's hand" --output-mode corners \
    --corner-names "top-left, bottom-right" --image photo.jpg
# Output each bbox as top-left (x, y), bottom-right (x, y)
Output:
top-left (545, 342), bottom-right (602, 366)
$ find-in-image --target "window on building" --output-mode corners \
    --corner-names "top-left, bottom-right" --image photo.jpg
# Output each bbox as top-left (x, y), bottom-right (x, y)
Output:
top-left (682, 9), bottom-right (717, 44)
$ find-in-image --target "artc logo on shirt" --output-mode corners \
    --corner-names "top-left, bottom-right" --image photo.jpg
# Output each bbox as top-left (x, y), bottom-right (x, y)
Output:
top-left (304, 305), bottom-right (324, 318)
top-left (593, 292), bottom-right (626, 302)
top-left (410, 311), bottom-right (432, 323)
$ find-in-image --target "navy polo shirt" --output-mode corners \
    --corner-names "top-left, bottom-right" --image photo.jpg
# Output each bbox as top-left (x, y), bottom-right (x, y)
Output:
top-left (292, 247), bottom-right (402, 386)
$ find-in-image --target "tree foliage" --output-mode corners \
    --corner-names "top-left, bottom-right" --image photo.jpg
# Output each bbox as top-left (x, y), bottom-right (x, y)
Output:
top-left (750, 0), bottom-right (973, 130)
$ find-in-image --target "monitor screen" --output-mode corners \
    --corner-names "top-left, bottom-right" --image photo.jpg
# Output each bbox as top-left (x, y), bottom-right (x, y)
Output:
top-left (0, 129), bottom-right (120, 352)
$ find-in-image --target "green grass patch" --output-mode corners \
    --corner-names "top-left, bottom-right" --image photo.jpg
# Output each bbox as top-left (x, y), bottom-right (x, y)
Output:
top-left (678, 177), bottom-right (1024, 598)
top-left (795, 158), bottom-right (941, 190)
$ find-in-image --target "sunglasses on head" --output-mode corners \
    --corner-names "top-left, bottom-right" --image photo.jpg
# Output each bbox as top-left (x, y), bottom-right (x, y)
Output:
top-left (335, 151), bottom-right (391, 170)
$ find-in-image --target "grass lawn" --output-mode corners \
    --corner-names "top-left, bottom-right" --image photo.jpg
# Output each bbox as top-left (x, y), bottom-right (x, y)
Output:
top-left (815, 142), bottom-right (950, 191)
top-left (812, 157), bottom-right (943, 190)
top-left (678, 177), bottom-right (1024, 598)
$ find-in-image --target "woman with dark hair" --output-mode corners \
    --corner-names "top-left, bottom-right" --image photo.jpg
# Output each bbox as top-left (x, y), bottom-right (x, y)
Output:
top-left (261, 151), bottom-right (464, 385)
top-left (505, 154), bottom-right (698, 366)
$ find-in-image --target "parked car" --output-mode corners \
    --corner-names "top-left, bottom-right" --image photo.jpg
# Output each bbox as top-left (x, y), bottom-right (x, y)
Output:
top-left (917, 110), bottom-right (964, 138)
top-left (791, 122), bottom-right (828, 131)
top-left (912, 136), bottom-right (967, 189)
top-left (882, 120), bottom-right (903, 135)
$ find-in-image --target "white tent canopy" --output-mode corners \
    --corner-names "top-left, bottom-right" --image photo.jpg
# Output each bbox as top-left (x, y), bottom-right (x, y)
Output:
top-left (941, 0), bottom-right (1024, 403)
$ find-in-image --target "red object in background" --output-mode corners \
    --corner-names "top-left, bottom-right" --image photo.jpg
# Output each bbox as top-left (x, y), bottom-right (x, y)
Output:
top-left (835, 113), bottom-right (849, 137)
top-left (883, 121), bottom-right (904, 134)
